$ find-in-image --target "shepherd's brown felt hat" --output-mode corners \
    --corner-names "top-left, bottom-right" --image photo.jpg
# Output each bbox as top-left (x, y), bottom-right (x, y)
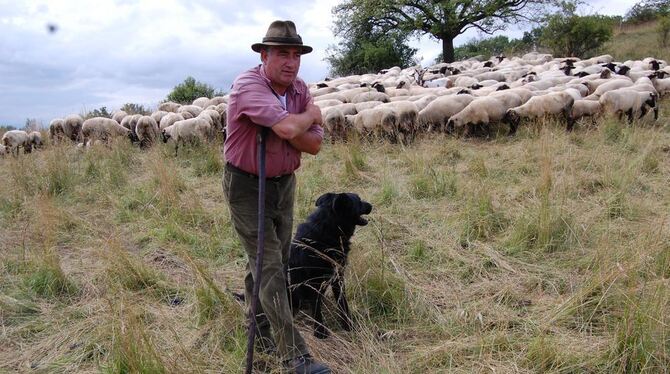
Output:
top-left (251, 20), bottom-right (313, 54)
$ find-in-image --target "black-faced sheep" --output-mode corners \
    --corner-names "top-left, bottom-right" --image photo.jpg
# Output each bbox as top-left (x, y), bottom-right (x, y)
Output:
top-left (351, 91), bottom-right (390, 104)
top-left (571, 100), bottom-right (602, 126)
top-left (503, 91), bottom-right (575, 133)
top-left (346, 107), bottom-right (397, 139)
top-left (63, 114), bottom-right (84, 142)
top-left (599, 89), bottom-right (657, 123)
top-left (446, 97), bottom-right (509, 136)
top-left (2, 130), bottom-right (32, 156)
top-left (49, 118), bottom-right (65, 144)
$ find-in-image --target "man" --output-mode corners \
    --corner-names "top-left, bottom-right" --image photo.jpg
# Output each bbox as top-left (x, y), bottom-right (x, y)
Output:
top-left (222, 20), bottom-right (331, 374)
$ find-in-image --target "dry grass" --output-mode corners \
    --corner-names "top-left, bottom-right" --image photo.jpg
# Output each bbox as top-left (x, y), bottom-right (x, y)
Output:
top-left (2, 106), bottom-right (669, 373)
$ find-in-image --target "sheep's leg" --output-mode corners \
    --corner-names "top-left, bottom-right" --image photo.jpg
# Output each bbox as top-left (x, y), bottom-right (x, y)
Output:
top-left (508, 121), bottom-right (518, 136)
top-left (565, 110), bottom-right (575, 131)
top-left (626, 109), bottom-right (634, 124)
top-left (640, 106), bottom-right (648, 119)
top-left (654, 106), bottom-right (659, 121)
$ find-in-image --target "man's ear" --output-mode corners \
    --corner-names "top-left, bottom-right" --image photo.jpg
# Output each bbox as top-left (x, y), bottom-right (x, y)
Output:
top-left (315, 193), bottom-right (336, 207)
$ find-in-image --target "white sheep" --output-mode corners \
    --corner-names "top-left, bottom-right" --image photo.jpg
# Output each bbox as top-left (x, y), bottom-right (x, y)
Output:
top-left (177, 105), bottom-right (203, 118)
top-left (446, 97), bottom-right (509, 136)
top-left (161, 118), bottom-right (213, 155)
top-left (112, 110), bottom-right (128, 124)
top-left (49, 118), bottom-right (65, 144)
top-left (120, 114), bottom-right (142, 141)
top-left (571, 100), bottom-right (602, 126)
top-left (351, 91), bottom-right (390, 104)
top-left (28, 131), bottom-right (43, 150)
top-left (82, 117), bottom-right (134, 144)
top-left (346, 107), bottom-right (397, 139)
top-left (135, 116), bottom-right (160, 148)
top-left (159, 113), bottom-right (186, 130)
top-left (151, 111), bottom-right (169, 127)
top-left (200, 109), bottom-right (223, 134)
top-left (503, 91), bottom-right (575, 133)
top-left (379, 100), bottom-right (419, 142)
top-left (599, 89), bottom-right (657, 123)
top-left (418, 94), bottom-right (475, 132)
top-left (158, 101), bottom-right (181, 112)
top-left (63, 114), bottom-right (84, 142)
top-left (2, 130), bottom-right (32, 156)
top-left (354, 101), bottom-right (384, 112)
top-left (192, 97), bottom-right (210, 108)
top-left (323, 107), bottom-right (346, 141)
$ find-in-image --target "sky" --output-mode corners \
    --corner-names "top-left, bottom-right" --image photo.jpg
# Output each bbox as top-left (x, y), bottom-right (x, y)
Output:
top-left (0, 0), bottom-right (638, 127)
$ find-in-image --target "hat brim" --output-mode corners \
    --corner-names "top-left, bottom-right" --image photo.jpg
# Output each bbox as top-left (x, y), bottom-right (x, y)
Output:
top-left (251, 42), bottom-right (313, 54)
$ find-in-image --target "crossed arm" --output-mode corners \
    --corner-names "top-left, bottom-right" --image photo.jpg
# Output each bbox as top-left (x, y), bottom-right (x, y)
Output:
top-left (271, 102), bottom-right (323, 155)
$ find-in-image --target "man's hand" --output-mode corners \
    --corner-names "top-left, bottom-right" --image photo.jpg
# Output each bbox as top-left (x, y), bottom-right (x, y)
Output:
top-left (305, 102), bottom-right (323, 126)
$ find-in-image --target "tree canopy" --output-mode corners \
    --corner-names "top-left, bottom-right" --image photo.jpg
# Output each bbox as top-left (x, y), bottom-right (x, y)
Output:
top-left (326, 26), bottom-right (418, 76)
top-left (333, 0), bottom-right (548, 63)
top-left (165, 76), bottom-right (224, 105)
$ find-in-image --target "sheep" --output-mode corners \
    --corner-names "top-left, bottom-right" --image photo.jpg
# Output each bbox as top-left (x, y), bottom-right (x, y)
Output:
top-left (446, 97), bottom-right (508, 136)
top-left (112, 110), bottom-right (128, 124)
top-left (82, 117), bottom-right (135, 144)
top-left (354, 101), bottom-right (384, 112)
top-left (571, 100), bottom-right (602, 126)
top-left (379, 100), bottom-right (420, 143)
top-left (63, 114), bottom-right (84, 142)
top-left (313, 92), bottom-right (349, 103)
top-left (503, 91), bottom-right (575, 133)
top-left (28, 131), bottom-right (43, 150)
top-left (323, 107), bottom-right (346, 142)
top-left (418, 94), bottom-right (475, 132)
top-left (346, 107), bottom-right (397, 139)
top-left (158, 101), bottom-right (181, 112)
top-left (177, 105), bottom-right (203, 118)
top-left (2, 130), bottom-right (32, 156)
top-left (200, 109), bottom-right (223, 134)
top-left (49, 118), bottom-right (65, 144)
top-left (151, 111), bottom-right (169, 127)
top-left (161, 118), bottom-right (213, 155)
top-left (599, 89), bottom-right (657, 123)
top-left (351, 91), bottom-right (390, 104)
top-left (120, 114), bottom-right (142, 140)
top-left (192, 97), bottom-right (210, 108)
top-left (651, 74), bottom-right (670, 97)
top-left (135, 116), bottom-right (160, 148)
top-left (0, 144), bottom-right (7, 157)
top-left (159, 113), bottom-right (185, 130)
top-left (207, 96), bottom-right (227, 107)
top-left (315, 99), bottom-right (344, 108)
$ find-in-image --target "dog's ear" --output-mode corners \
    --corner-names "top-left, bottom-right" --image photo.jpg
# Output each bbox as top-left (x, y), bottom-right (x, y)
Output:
top-left (332, 193), bottom-right (352, 213)
top-left (315, 193), bottom-right (336, 207)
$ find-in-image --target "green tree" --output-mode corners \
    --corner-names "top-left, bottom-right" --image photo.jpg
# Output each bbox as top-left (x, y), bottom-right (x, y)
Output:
top-left (120, 103), bottom-right (150, 115)
top-left (626, 0), bottom-right (669, 23)
top-left (326, 28), bottom-right (417, 76)
top-left (85, 106), bottom-right (112, 119)
top-left (332, 0), bottom-right (548, 63)
top-left (540, 5), bottom-right (614, 57)
top-left (165, 76), bottom-right (224, 105)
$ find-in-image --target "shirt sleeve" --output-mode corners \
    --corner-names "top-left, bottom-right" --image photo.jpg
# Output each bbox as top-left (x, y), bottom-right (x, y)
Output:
top-left (236, 80), bottom-right (289, 127)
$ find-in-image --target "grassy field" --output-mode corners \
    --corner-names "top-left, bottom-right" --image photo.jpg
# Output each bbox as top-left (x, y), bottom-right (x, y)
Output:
top-left (2, 25), bottom-right (670, 374)
top-left (2, 109), bottom-right (669, 373)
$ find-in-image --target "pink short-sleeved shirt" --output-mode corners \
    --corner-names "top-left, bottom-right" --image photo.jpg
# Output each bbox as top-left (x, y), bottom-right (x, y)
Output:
top-left (224, 65), bottom-right (323, 178)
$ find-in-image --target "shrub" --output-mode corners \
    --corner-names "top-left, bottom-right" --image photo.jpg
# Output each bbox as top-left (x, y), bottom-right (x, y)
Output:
top-left (541, 13), bottom-right (614, 57)
top-left (165, 76), bottom-right (224, 105)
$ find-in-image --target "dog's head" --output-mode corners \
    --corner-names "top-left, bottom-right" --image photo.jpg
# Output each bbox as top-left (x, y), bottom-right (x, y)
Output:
top-left (315, 192), bottom-right (372, 226)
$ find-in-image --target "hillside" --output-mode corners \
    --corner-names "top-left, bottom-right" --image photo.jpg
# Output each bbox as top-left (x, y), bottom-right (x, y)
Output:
top-left (603, 20), bottom-right (670, 63)
top-left (2, 29), bottom-right (670, 374)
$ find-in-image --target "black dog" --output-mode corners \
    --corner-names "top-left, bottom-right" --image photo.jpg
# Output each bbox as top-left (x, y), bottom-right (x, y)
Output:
top-left (287, 192), bottom-right (372, 339)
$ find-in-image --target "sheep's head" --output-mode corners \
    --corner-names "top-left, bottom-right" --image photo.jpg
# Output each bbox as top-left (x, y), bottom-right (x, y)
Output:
top-left (600, 69), bottom-right (612, 79)
top-left (372, 82), bottom-right (386, 93)
top-left (496, 84), bottom-right (510, 91)
top-left (657, 71), bottom-right (668, 79)
top-left (616, 65), bottom-right (631, 75)
top-left (484, 61), bottom-right (493, 68)
top-left (161, 129), bottom-right (171, 143)
top-left (457, 89), bottom-right (471, 95)
top-left (650, 60), bottom-right (660, 71)
top-left (470, 83), bottom-right (483, 90)
top-left (503, 109), bottom-right (520, 126)
top-left (395, 81), bottom-right (406, 89)
top-left (316, 82), bottom-right (329, 88)
top-left (560, 65), bottom-right (574, 75)
top-left (574, 71), bottom-right (589, 78)
top-left (602, 62), bottom-right (617, 72)
top-left (645, 92), bottom-right (657, 108)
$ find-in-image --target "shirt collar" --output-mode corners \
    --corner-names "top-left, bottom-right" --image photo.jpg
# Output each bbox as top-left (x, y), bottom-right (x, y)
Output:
top-left (257, 64), bottom-right (304, 96)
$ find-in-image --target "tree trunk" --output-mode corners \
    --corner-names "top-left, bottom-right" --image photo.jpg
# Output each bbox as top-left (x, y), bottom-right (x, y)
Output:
top-left (442, 37), bottom-right (455, 63)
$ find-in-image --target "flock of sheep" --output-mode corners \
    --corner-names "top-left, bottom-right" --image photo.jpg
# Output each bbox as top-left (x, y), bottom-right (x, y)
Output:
top-left (2, 52), bottom-right (669, 157)
top-left (312, 52), bottom-right (668, 142)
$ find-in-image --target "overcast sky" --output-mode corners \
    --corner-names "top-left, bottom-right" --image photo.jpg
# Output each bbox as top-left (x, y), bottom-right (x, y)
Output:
top-left (0, 0), bottom-right (637, 127)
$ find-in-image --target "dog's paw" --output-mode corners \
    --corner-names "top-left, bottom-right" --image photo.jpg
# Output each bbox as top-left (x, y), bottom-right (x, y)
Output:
top-left (314, 325), bottom-right (330, 339)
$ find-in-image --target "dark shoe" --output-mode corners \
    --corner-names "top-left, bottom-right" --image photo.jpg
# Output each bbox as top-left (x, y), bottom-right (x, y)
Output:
top-left (284, 354), bottom-right (331, 374)
top-left (254, 336), bottom-right (277, 355)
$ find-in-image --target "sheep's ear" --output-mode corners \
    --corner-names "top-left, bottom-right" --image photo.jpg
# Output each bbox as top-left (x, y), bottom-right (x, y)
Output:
top-left (315, 193), bottom-right (336, 207)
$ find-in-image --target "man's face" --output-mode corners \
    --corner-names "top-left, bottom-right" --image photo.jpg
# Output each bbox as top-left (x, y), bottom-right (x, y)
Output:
top-left (261, 46), bottom-right (301, 93)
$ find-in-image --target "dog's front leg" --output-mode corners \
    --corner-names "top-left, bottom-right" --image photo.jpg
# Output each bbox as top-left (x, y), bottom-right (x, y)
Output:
top-left (313, 283), bottom-right (329, 339)
top-left (332, 274), bottom-right (353, 331)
